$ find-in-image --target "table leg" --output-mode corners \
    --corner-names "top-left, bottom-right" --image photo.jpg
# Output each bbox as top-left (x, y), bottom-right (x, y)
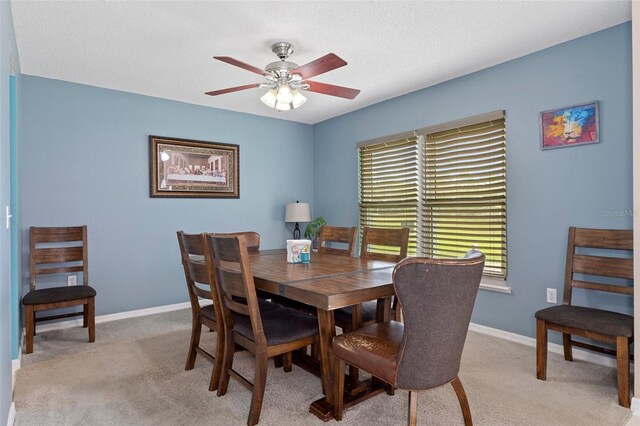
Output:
top-left (376, 297), bottom-right (392, 322)
top-left (317, 308), bottom-right (335, 405)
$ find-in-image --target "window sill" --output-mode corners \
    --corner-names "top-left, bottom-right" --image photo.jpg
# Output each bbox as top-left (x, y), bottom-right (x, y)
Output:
top-left (480, 277), bottom-right (512, 294)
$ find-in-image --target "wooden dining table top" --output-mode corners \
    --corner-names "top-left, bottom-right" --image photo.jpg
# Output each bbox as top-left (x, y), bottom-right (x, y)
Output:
top-left (249, 249), bottom-right (397, 311)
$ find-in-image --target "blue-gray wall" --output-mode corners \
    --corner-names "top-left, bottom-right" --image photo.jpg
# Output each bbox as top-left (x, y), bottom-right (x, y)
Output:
top-left (20, 77), bottom-right (313, 316)
top-left (313, 23), bottom-right (633, 340)
top-left (15, 22), bottom-right (633, 360)
top-left (1, 0), bottom-right (19, 422)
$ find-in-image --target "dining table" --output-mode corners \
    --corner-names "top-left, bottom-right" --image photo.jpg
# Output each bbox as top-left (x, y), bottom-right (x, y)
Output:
top-left (248, 249), bottom-right (397, 421)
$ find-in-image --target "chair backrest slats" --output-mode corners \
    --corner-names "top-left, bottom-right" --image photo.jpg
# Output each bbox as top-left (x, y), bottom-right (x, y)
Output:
top-left (177, 231), bottom-right (216, 318)
top-left (35, 246), bottom-right (84, 264)
top-left (574, 228), bottom-right (633, 250)
top-left (572, 255), bottom-right (633, 279)
top-left (226, 231), bottom-right (261, 252)
top-left (205, 234), bottom-right (266, 345)
top-left (360, 227), bottom-right (410, 262)
top-left (32, 226), bottom-right (84, 242)
top-left (393, 256), bottom-right (485, 390)
top-left (187, 261), bottom-right (210, 286)
top-left (37, 266), bottom-right (84, 276)
top-left (572, 280), bottom-right (633, 295)
top-left (564, 227), bottom-right (634, 304)
top-left (30, 226), bottom-right (88, 290)
top-left (318, 226), bottom-right (357, 257)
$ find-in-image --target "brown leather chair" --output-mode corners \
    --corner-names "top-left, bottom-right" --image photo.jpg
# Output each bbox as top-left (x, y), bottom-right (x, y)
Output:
top-left (535, 227), bottom-right (633, 407)
top-left (317, 225), bottom-right (357, 256)
top-left (333, 255), bottom-right (485, 425)
top-left (204, 233), bottom-right (319, 426)
top-left (23, 226), bottom-right (96, 354)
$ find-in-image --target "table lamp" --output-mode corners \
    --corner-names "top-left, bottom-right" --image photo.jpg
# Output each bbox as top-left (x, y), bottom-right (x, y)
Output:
top-left (285, 201), bottom-right (311, 239)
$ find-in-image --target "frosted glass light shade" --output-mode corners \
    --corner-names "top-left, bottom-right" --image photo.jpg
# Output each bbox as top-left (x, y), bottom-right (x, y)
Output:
top-left (291, 90), bottom-right (306, 108)
top-left (260, 89), bottom-right (277, 108)
top-left (276, 85), bottom-right (293, 104)
top-left (285, 202), bottom-right (311, 223)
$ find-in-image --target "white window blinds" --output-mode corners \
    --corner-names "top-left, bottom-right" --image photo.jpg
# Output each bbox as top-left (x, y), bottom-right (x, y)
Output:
top-left (358, 111), bottom-right (507, 278)
top-left (358, 137), bottom-right (419, 255)
top-left (421, 116), bottom-right (507, 278)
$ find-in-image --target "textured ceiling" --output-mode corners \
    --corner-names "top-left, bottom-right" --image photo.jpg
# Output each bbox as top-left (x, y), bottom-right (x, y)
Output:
top-left (12, 1), bottom-right (631, 124)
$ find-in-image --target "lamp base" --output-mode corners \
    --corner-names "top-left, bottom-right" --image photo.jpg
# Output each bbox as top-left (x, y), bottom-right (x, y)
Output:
top-left (293, 222), bottom-right (301, 239)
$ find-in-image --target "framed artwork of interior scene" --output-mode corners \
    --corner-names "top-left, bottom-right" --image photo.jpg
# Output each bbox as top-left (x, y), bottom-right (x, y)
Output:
top-left (149, 135), bottom-right (239, 198)
top-left (540, 101), bottom-right (599, 150)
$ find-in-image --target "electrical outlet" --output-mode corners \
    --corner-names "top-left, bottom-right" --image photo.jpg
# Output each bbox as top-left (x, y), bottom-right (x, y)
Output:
top-left (546, 288), bottom-right (557, 304)
top-left (67, 275), bottom-right (77, 286)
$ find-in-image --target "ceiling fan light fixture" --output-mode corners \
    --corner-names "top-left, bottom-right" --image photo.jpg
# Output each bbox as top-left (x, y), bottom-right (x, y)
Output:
top-left (291, 89), bottom-right (306, 108)
top-left (276, 85), bottom-right (293, 104)
top-left (274, 100), bottom-right (292, 111)
top-left (260, 88), bottom-right (277, 108)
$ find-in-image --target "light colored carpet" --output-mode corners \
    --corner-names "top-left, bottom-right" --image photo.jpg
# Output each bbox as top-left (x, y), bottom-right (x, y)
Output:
top-left (14, 309), bottom-right (632, 425)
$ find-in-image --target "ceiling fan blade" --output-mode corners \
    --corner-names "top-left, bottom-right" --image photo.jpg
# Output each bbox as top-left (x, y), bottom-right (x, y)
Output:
top-left (205, 83), bottom-right (261, 96)
top-left (214, 56), bottom-right (265, 76)
top-left (291, 53), bottom-right (347, 79)
top-left (304, 81), bottom-right (360, 100)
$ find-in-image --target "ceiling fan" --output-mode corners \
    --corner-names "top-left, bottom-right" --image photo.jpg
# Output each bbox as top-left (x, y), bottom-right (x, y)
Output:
top-left (205, 42), bottom-right (360, 111)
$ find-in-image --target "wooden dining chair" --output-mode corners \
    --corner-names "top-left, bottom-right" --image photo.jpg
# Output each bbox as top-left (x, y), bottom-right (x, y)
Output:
top-left (333, 255), bottom-right (485, 425)
top-left (334, 226), bottom-right (410, 331)
top-left (177, 230), bottom-right (226, 391)
top-left (22, 226), bottom-right (96, 354)
top-left (535, 227), bottom-right (634, 407)
top-left (204, 233), bottom-right (320, 426)
top-left (333, 226), bottom-right (409, 386)
top-left (317, 225), bottom-right (357, 257)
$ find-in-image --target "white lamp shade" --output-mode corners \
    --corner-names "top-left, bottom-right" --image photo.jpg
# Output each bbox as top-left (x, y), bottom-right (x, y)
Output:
top-left (285, 202), bottom-right (311, 223)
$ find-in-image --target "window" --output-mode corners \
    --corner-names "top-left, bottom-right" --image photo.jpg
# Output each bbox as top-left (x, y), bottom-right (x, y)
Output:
top-left (358, 111), bottom-right (507, 279)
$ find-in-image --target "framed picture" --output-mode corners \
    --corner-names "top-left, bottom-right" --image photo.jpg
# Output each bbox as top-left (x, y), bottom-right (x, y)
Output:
top-left (149, 135), bottom-right (239, 198)
top-left (540, 101), bottom-right (599, 150)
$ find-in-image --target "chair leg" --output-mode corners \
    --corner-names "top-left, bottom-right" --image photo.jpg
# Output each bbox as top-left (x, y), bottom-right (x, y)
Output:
top-left (562, 333), bottom-right (573, 361)
top-left (616, 336), bottom-right (630, 408)
top-left (83, 302), bottom-right (88, 328)
top-left (25, 305), bottom-right (34, 354)
top-left (185, 317), bottom-right (202, 371)
top-left (247, 352), bottom-right (268, 426)
top-left (408, 391), bottom-right (418, 426)
top-left (273, 355), bottom-right (284, 368)
top-left (209, 324), bottom-right (224, 392)
top-left (451, 376), bottom-right (472, 426)
top-left (87, 297), bottom-right (96, 343)
top-left (217, 328), bottom-right (235, 397)
top-left (283, 351), bottom-right (292, 373)
top-left (333, 357), bottom-right (345, 421)
top-left (536, 319), bottom-right (547, 380)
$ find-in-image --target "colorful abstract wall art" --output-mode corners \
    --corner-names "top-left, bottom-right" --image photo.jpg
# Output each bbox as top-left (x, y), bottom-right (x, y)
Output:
top-left (540, 101), bottom-right (599, 150)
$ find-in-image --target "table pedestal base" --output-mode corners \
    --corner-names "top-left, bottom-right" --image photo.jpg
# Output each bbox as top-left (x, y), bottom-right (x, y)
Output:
top-left (309, 378), bottom-right (387, 421)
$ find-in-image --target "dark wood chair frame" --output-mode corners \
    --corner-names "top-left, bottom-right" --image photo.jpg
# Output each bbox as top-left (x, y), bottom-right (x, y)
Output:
top-left (23, 226), bottom-right (95, 354)
top-left (177, 230), bottom-right (224, 391)
top-left (204, 233), bottom-right (319, 426)
top-left (535, 226), bottom-right (634, 407)
top-left (317, 225), bottom-right (357, 257)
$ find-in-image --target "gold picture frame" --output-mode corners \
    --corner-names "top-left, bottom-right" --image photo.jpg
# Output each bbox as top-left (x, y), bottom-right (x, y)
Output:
top-left (149, 135), bottom-right (239, 198)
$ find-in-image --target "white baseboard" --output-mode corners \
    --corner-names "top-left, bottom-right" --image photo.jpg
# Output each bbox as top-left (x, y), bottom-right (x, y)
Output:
top-left (24, 300), bottom-right (620, 371)
top-left (6, 402), bottom-right (15, 426)
top-left (631, 397), bottom-right (640, 417)
top-left (469, 322), bottom-right (621, 368)
top-left (33, 301), bottom-right (191, 334)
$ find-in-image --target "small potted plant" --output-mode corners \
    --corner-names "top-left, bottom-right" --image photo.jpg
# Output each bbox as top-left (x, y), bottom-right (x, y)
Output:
top-left (304, 217), bottom-right (327, 251)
